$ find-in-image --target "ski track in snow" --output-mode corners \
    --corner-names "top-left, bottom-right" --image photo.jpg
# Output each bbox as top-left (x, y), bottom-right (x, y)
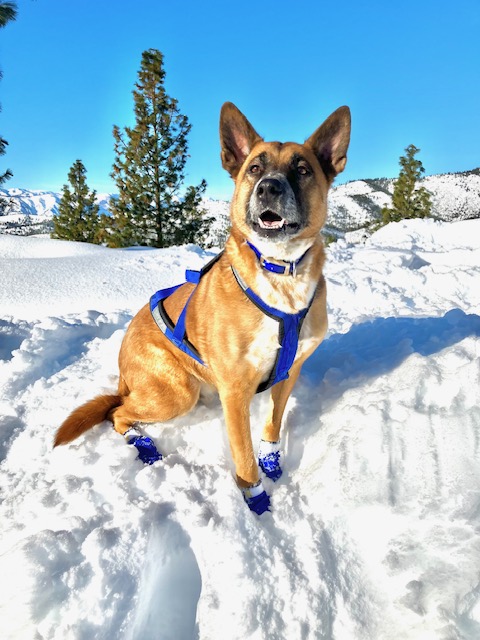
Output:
top-left (1, 219), bottom-right (480, 640)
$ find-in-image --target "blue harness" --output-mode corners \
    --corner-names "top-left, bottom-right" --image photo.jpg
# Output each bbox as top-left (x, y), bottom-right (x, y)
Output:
top-left (149, 245), bottom-right (315, 393)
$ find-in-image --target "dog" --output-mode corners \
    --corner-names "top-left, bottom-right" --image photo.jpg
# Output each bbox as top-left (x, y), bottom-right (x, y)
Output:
top-left (54, 102), bottom-right (351, 514)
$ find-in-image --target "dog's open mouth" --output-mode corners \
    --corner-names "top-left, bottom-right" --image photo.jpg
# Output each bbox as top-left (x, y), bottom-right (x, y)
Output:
top-left (251, 209), bottom-right (302, 237)
top-left (257, 211), bottom-right (301, 235)
top-left (258, 211), bottom-right (285, 230)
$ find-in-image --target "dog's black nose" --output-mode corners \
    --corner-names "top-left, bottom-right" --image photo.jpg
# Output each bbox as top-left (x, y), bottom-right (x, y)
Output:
top-left (256, 177), bottom-right (284, 200)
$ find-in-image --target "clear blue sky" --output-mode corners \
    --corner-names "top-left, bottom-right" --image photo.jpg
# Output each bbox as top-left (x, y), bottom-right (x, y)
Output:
top-left (1, 0), bottom-right (479, 199)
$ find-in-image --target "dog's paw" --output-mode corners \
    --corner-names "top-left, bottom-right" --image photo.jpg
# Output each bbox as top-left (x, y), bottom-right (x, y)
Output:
top-left (258, 439), bottom-right (282, 481)
top-left (125, 429), bottom-right (162, 465)
top-left (242, 481), bottom-right (271, 515)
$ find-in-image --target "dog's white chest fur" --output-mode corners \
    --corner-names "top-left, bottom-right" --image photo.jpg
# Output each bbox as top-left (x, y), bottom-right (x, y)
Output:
top-left (245, 314), bottom-right (280, 378)
top-left (244, 264), bottom-right (321, 383)
top-left (245, 307), bottom-right (318, 383)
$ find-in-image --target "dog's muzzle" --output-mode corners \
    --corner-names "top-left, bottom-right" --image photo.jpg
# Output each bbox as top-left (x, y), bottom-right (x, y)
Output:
top-left (248, 174), bottom-right (303, 239)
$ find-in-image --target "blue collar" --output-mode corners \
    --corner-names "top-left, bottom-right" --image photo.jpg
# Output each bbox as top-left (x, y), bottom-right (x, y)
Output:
top-left (246, 240), bottom-right (309, 277)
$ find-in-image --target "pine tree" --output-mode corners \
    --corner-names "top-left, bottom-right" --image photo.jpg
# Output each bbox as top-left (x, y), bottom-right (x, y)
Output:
top-left (51, 160), bottom-right (100, 242)
top-left (165, 179), bottom-right (216, 246)
top-left (382, 144), bottom-right (432, 224)
top-left (0, 1), bottom-right (17, 26)
top-left (0, 137), bottom-right (12, 214)
top-left (105, 49), bottom-right (209, 248)
top-left (0, 1), bottom-right (17, 213)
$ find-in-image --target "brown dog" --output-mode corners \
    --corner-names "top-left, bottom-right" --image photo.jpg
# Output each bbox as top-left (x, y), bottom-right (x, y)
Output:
top-left (54, 102), bottom-right (351, 514)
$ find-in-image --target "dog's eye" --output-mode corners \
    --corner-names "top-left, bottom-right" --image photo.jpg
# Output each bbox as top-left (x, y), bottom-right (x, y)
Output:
top-left (297, 164), bottom-right (310, 176)
top-left (249, 164), bottom-right (261, 174)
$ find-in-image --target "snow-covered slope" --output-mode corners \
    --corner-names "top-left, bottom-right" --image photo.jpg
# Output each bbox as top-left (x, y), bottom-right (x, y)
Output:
top-left (424, 171), bottom-right (480, 221)
top-left (0, 189), bottom-right (112, 236)
top-left (0, 188), bottom-right (112, 218)
top-left (327, 178), bottom-right (393, 231)
top-left (0, 187), bottom-right (60, 217)
top-left (199, 197), bottom-right (230, 247)
top-left (326, 169), bottom-right (480, 232)
top-left (1, 219), bottom-right (480, 639)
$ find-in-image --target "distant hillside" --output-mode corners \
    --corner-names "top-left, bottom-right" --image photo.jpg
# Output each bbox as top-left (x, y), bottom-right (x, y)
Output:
top-left (0, 190), bottom-right (112, 236)
top-left (1, 168), bottom-right (479, 242)
top-left (325, 168), bottom-right (480, 235)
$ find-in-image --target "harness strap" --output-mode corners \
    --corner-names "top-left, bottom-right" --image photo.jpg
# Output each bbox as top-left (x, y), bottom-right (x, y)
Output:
top-left (150, 252), bottom-right (224, 366)
top-left (231, 266), bottom-right (313, 390)
top-left (150, 250), bottom-right (316, 392)
top-left (150, 284), bottom-right (204, 364)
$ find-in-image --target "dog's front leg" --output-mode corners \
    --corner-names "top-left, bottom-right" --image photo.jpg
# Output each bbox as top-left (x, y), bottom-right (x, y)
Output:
top-left (220, 389), bottom-right (258, 487)
top-left (220, 389), bottom-right (270, 514)
top-left (259, 362), bottom-right (302, 481)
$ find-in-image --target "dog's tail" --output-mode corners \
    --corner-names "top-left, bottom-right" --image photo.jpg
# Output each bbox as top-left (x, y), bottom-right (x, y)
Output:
top-left (53, 394), bottom-right (122, 447)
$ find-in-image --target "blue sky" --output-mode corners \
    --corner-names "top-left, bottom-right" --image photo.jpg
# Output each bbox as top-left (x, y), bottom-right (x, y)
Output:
top-left (1, 0), bottom-right (479, 199)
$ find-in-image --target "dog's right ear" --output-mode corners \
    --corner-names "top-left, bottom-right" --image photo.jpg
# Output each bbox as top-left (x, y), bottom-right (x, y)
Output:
top-left (220, 102), bottom-right (263, 178)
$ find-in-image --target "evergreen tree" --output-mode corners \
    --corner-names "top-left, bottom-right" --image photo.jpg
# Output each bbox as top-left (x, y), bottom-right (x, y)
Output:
top-left (165, 179), bottom-right (216, 246)
top-left (51, 160), bottom-right (100, 242)
top-left (0, 137), bottom-right (12, 214)
top-left (0, 1), bottom-right (17, 213)
top-left (105, 49), bottom-right (209, 248)
top-left (0, 1), bottom-right (17, 27)
top-left (382, 144), bottom-right (432, 224)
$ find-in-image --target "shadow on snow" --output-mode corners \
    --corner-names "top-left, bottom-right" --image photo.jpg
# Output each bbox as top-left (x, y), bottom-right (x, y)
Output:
top-left (302, 308), bottom-right (480, 390)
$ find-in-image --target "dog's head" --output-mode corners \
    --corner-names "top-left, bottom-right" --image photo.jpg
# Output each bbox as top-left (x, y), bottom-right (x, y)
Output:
top-left (220, 102), bottom-right (351, 257)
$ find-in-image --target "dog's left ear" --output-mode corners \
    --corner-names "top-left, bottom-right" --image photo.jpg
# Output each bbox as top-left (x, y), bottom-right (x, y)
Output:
top-left (305, 106), bottom-right (351, 182)
top-left (220, 102), bottom-right (263, 179)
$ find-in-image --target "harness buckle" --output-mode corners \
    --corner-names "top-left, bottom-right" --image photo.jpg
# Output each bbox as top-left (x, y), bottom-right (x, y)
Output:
top-left (186, 269), bottom-right (201, 284)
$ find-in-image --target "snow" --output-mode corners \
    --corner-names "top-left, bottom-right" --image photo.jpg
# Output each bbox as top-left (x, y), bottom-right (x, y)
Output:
top-left (1, 219), bottom-right (480, 639)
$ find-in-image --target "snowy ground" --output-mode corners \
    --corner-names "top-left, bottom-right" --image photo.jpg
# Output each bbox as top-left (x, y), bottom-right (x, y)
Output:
top-left (1, 218), bottom-right (480, 640)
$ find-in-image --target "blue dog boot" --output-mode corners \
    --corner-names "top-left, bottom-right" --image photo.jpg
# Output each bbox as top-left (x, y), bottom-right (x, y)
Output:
top-left (242, 480), bottom-right (271, 515)
top-left (258, 439), bottom-right (282, 481)
top-left (124, 427), bottom-right (162, 465)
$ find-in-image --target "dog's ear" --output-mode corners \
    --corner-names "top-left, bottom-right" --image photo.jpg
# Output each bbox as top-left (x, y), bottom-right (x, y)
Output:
top-left (220, 102), bottom-right (263, 178)
top-left (305, 106), bottom-right (351, 182)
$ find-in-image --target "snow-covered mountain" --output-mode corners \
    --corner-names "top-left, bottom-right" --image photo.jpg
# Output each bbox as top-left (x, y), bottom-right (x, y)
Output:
top-left (1, 168), bottom-right (479, 240)
top-left (326, 168), bottom-right (480, 233)
top-left (0, 189), bottom-right (112, 236)
top-left (0, 188), bottom-right (112, 217)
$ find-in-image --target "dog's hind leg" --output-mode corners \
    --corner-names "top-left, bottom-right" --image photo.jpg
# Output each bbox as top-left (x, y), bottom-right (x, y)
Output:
top-left (110, 372), bottom-right (201, 464)
top-left (109, 370), bottom-right (202, 435)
